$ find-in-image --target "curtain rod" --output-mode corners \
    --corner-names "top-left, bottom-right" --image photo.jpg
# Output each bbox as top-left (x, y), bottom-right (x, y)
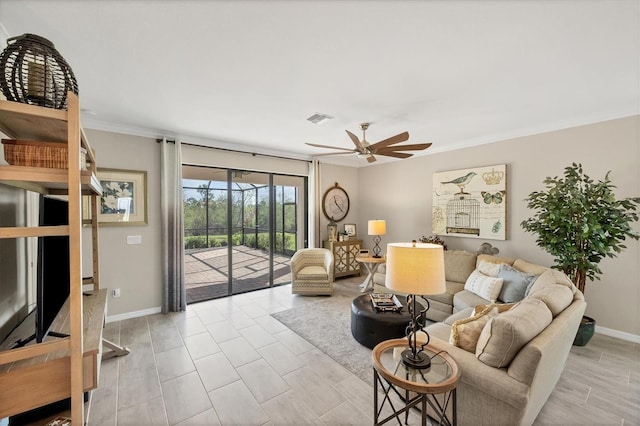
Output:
top-left (177, 141), bottom-right (312, 164)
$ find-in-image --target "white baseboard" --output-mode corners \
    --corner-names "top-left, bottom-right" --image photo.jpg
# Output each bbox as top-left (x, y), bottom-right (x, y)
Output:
top-left (595, 325), bottom-right (640, 344)
top-left (106, 306), bottom-right (162, 323)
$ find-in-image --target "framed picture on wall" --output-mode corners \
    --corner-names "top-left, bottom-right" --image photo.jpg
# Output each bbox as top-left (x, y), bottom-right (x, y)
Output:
top-left (432, 164), bottom-right (507, 240)
top-left (95, 168), bottom-right (148, 225)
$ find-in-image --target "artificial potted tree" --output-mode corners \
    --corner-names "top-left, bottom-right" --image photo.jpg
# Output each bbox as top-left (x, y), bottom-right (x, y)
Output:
top-left (521, 163), bottom-right (639, 345)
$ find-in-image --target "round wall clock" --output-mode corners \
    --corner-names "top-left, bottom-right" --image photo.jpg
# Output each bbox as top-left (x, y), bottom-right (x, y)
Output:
top-left (322, 183), bottom-right (350, 222)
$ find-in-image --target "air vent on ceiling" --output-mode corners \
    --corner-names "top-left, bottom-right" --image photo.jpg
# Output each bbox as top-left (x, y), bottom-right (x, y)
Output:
top-left (306, 113), bottom-right (334, 124)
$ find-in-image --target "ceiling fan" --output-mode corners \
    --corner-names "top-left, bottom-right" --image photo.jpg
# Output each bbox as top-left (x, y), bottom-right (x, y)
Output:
top-left (306, 123), bottom-right (432, 163)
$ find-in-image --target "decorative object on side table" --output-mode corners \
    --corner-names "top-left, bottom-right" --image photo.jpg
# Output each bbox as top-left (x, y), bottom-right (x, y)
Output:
top-left (385, 241), bottom-right (445, 369)
top-left (368, 219), bottom-right (386, 258)
top-left (327, 217), bottom-right (338, 242)
top-left (344, 223), bottom-right (356, 237)
top-left (0, 33), bottom-right (78, 110)
top-left (521, 163), bottom-right (639, 346)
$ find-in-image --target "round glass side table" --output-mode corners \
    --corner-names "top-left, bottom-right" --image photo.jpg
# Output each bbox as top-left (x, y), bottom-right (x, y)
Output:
top-left (372, 338), bottom-right (460, 426)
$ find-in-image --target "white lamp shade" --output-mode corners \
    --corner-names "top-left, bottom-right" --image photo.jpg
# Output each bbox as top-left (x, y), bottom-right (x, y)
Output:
top-left (385, 242), bottom-right (446, 295)
top-left (368, 220), bottom-right (386, 236)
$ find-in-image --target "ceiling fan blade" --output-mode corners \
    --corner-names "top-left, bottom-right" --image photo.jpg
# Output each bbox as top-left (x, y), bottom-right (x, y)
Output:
top-left (366, 155), bottom-right (377, 163)
top-left (345, 130), bottom-right (365, 151)
top-left (369, 131), bottom-right (409, 151)
top-left (379, 143), bottom-right (432, 152)
top-left (376, 151), bottom-right (413, 159)
top-left (311, 151), bottom-right (357, 156)
top-left (306, 142), bottom-right (357, 152)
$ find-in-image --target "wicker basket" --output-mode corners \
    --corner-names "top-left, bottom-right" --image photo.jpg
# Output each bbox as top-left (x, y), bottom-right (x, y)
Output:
top-left (0, 33), bottom-right (78, 110)
top-left (2, 139), bottom-right (87, 170)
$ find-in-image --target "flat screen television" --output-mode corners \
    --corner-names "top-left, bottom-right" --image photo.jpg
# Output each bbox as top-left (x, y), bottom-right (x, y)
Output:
top-left (13, 195), bottom-right (70, 347)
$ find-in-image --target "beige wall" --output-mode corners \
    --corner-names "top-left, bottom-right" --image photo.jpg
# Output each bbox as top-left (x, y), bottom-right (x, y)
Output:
top-left (357, 115), bottom-right (640, 336)
top-left (83, 129), bottom-right (162, 318)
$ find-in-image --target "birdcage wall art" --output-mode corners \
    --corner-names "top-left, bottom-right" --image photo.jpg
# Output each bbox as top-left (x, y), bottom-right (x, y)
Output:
top-left (0, 33), bottom-right (78, 110)
top-left (432, 164), bottom-right (507, 240)
top-left (446, 193), bottom-right (480, 236)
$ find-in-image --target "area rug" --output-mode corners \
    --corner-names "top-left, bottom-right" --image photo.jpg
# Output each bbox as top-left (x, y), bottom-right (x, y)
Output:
top-left (271, 280), bottom-right (375, 385)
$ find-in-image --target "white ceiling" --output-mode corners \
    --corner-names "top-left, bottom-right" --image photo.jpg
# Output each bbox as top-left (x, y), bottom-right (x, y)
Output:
top-left (1, 1), bottom-right (638, 166)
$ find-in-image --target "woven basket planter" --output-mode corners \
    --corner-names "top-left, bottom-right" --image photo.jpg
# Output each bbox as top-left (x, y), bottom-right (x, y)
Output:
top-left (0, 33), bottom-right (78, 110)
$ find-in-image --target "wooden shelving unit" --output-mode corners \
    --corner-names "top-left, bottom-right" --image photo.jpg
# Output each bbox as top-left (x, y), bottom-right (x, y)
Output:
top-left (0, 94), bottom-right (102, 425)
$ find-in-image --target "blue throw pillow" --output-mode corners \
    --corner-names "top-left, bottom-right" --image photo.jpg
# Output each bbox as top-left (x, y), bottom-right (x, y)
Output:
top-left (497, 264), bottom-right (538, 303)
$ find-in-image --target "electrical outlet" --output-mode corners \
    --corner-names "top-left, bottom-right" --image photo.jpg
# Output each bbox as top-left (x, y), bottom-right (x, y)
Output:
top-left (112, 288), bottom-right (121, 298)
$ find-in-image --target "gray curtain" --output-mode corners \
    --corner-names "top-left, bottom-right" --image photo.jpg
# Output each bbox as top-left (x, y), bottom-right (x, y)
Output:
top-left (160, 137), bottom-right (186, 312)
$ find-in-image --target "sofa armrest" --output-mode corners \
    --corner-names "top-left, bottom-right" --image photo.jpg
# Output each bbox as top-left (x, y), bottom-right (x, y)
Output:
top-left (427, 337), bottom-right (530, 411)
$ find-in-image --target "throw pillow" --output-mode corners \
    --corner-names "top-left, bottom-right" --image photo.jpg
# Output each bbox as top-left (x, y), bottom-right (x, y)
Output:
top-left (512, 259), bottom-right (549, 276)
top-left (475, 298), bottom-right (552, 368)
top-left (497, 264), bottom-right (538, 303)
top-left (528, 284), bottom-right (574, 317)
top-left (526, 269), bottom-right (576, 296)
top-left (449, 306), bottom-right (499, 352)
top-left (463, 270), bottom-right (504, 303)
top-left (477, 260), bottom-right (503, 277)
top-left (473, 302), bottom-right (518, 315)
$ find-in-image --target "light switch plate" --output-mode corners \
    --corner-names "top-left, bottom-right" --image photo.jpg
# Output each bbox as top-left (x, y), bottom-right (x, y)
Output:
top-left (127, 235), bottom-right (142, 245)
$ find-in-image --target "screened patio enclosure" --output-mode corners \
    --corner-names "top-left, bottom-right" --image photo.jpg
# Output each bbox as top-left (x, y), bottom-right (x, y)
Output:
top-left (182, 166), bottom-right (307, 303)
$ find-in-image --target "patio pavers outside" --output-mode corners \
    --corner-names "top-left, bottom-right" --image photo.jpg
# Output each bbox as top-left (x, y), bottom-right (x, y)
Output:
top-left (185, 245), bottom-right (292, 304)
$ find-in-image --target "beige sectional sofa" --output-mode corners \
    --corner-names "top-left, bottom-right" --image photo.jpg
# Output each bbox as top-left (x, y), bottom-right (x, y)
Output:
top-left (372, 250), bottom-right (586, 425)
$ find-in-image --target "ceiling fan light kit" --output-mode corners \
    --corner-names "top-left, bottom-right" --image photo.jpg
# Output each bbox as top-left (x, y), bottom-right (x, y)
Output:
top-left (306, 122), bottom-right (432, 162)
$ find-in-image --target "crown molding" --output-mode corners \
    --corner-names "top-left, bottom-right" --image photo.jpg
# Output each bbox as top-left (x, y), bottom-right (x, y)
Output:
top-left (82, 116), bottom-right (313, 162)
top-left (83, 108), bottom-right (638, 170)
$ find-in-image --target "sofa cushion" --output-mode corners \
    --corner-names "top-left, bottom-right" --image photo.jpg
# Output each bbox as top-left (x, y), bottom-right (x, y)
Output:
top-left (512, 259), bottom-right (549, 276)
top-left (529, 284), bottom-right (574, 317)
top-left (464, 270), bottom-right (504, 302)
top-left (444, 250), bottom-right (477, 283)
top-left (426, 281), bottom-right (464, 305)
top-left (297, 266), bottom-right (329, 280)
top-left (450, 306), bottom-right (499, 352)
top-left (453, 289), bottom-right (490, 313)
top-left (527, 269), bottom-right (576, 296)
top-left (423, 322), bottom-right (451, 342)
top-left (444, 307), bottom-right (475, 325)
top-left (497, 264), bottom-right (538, 303)
top-left (477, 254), bottom-right (516, 266)
top-left (475, 298), bottom-right (553, 368)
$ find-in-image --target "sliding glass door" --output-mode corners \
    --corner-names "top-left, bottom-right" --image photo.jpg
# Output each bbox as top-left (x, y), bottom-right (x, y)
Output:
top-left (182, 166), bottom-right (307, 303)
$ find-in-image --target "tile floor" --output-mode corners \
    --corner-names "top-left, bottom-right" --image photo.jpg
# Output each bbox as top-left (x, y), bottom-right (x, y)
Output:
top-left (87, 278), bottom-right (640, 425)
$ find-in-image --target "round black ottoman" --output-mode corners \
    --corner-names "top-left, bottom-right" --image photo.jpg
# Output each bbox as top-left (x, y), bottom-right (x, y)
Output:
top-left (350, 294), bottom-right (423, 349)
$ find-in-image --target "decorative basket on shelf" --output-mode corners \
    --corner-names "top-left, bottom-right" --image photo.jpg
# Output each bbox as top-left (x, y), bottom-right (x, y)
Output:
top-left (2, 139), bottom-right (87, 170)
top-left (0, 33), bottom-right (78, 110)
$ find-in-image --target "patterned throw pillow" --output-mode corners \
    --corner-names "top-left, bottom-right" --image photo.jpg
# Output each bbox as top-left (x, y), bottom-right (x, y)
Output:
top-left (449, 306), bottom-right (499, 352)
top-left (477, 260), bottom-right (503, 277)
top-left (464, 270), bottom-right (504, 302)
top-left (473, 302), bottom-right (518, 315)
